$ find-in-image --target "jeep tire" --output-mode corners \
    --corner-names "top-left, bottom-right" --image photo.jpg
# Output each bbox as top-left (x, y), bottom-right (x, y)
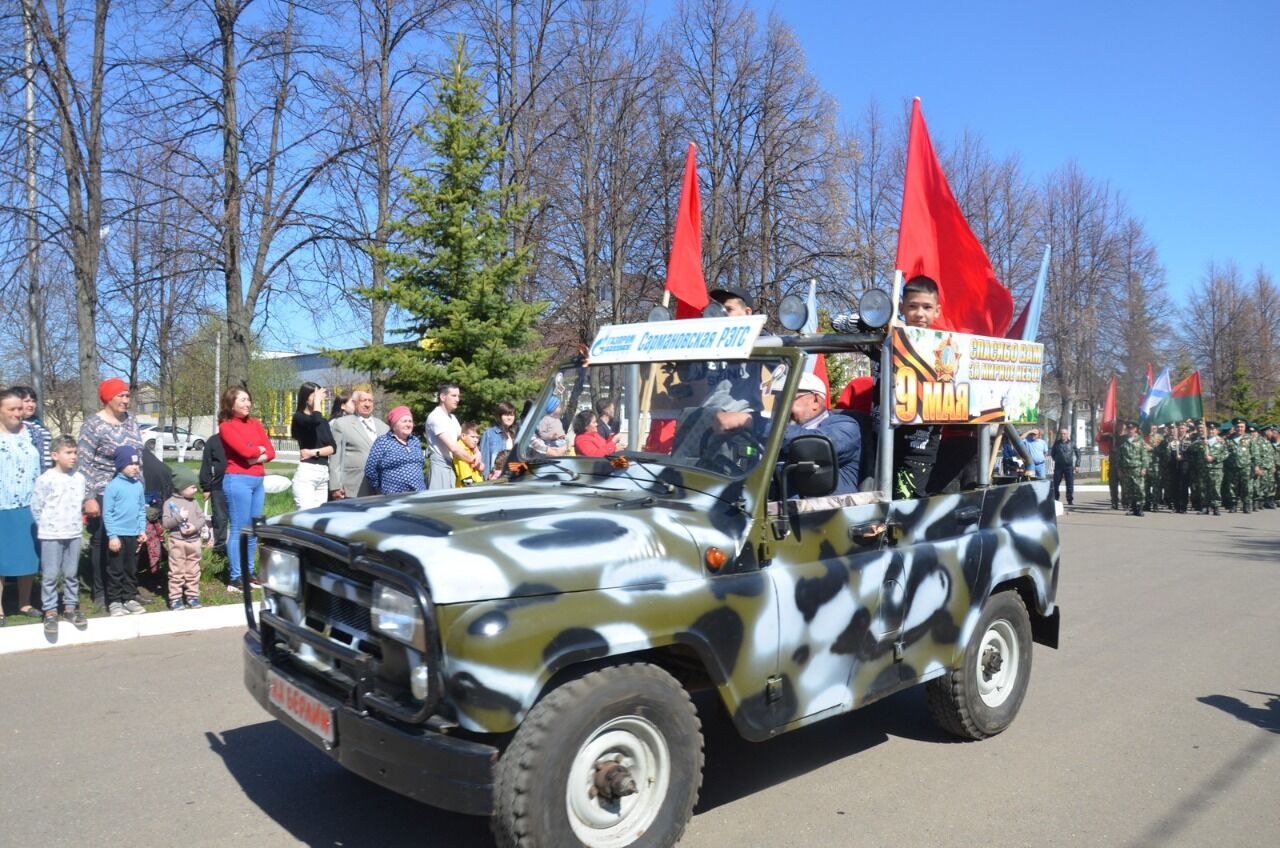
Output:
top-left (927, 590), bottom-right (1032, 740)
top-left (491, 663), bottom-right (703, 848)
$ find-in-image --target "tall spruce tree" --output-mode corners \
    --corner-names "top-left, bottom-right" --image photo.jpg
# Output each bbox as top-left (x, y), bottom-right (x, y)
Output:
top-left (333, 38), bottom-right (545, 423)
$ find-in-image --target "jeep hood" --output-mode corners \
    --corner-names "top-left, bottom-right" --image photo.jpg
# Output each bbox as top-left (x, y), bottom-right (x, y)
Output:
top-left (266, 480), bottom-right (736, 604)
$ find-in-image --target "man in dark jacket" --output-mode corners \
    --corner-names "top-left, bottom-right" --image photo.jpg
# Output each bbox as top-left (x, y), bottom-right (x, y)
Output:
top-left (199, 433), bottom-right (229, 554)
top-left (1051, 428), bottom-right (1076, 506)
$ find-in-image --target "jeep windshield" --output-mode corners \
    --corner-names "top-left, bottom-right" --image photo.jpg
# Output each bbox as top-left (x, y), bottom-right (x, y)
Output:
top-left (519, 356), bottom-right (791, 480)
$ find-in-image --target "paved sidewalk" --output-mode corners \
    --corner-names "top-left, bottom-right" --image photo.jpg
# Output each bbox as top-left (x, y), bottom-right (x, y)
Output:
top-left (0, 601), bottom-right (252, 656)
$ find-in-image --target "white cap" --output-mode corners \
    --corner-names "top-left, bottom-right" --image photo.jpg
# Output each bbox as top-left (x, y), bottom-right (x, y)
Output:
top-left (796, 372), bottom-right (827, 397)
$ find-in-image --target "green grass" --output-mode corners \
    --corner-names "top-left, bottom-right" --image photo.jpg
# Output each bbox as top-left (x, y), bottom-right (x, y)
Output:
top-left (1, 466), bottom-right (301, 621)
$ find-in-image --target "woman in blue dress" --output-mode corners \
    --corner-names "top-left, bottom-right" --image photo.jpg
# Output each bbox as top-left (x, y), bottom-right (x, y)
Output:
top-left (0, 387), bottom-right (41, 624)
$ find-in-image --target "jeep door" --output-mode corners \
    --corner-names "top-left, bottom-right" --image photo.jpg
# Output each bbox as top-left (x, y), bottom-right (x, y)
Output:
top-left (881, 487), bottom-right (987, 686)
top-left (766, 498), bottom-right (896, 729)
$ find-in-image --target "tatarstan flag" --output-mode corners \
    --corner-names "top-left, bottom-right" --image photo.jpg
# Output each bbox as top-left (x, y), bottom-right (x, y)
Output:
top-left (1149, 371), bottom-right (1204, 424)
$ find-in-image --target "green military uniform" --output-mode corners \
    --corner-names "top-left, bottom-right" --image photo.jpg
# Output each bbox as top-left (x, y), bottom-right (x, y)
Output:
top-left (1117, 428), bottom-right (1149, 516)
top-left (1223, 428), bottom-right (1252, 513)
top-left (1255, 425), bottom-right (1277, 508)
top-left (1186, 429), bottom-right (1204, 512)
top-left (1196, 432), bottom-right (1227, 515)
top-left (1146, 432), bottom-right (1166, 511)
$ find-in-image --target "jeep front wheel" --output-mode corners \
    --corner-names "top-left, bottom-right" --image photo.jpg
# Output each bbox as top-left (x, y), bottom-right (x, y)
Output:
top-left (491, 663), bottom-right (703, 848)
top-left (927, 590), bottom-right (1032, 740)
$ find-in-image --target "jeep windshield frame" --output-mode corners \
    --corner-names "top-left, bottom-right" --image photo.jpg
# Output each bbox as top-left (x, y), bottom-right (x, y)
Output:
top-left (516, 354), bottom-right (800, 490)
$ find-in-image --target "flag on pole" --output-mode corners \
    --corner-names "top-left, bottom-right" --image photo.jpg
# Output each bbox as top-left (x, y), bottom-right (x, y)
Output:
top-left (801, 280), bottom-right (830, 405)
top-left (896, 98), bottom-right (1014, 337)
top-left (1096, 375), bottom-right (1118, 456)
top-left (665, 143), bottom-right (708, 319)
top-left (1149, 372), bottom-right (1204, 424)
top-left (1007, 244), bottom-right (1051, 340)
top-left (1140, 367), bottom-right (1171, 425)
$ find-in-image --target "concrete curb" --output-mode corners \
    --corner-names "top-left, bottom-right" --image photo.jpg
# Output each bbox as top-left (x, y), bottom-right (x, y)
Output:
top-left (0, 602), bottom-right (252, 656)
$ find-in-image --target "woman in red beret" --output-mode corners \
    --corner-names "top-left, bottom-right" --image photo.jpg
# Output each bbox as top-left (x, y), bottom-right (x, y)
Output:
top-left (76, 378), bottom-right (144, 609)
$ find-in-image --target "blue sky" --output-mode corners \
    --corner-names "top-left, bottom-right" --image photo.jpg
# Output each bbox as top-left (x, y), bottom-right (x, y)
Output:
top-left (773, 0), bottom-right (1279, 293)
top-left (274, 0), bottom-right (1278, 350)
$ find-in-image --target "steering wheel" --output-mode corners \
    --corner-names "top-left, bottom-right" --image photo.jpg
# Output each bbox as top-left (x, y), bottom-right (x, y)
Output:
top-left (696, 425), bottom-right (766, 476)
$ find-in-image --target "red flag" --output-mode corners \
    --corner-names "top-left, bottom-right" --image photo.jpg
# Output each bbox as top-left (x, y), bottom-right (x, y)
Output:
top-left (665, 143), bottom-right (708, 319)
top-left (1096, 374), bottom-right (1118, 456)
top-left (896, 99), bottom-right (1013, 336)
top-left (813, 355), bottom-right (830, 408)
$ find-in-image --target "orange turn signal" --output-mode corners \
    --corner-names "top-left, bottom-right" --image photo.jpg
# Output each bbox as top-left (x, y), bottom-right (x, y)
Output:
top-left (705, 547), bottom-right (727, 571)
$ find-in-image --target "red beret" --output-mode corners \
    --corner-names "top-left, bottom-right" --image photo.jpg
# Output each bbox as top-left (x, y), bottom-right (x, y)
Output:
top-left (98, 378), bottom-right (128, 405)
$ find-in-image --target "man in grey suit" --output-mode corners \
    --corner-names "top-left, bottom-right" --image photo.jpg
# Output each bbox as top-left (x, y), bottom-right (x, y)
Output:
top-left (329, 390), bottom-right (389, 498)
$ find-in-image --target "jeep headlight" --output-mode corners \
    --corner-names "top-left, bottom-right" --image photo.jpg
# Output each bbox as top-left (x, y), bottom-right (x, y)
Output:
top-left (261, 547), bottom-right (300, 598)
top-left (372, 582), bottom-right (424, 648)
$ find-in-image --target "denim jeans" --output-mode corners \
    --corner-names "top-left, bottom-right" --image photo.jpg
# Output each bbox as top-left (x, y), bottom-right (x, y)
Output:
top-left (224, 473), bottom-right (265, 581)
top-left (41, 537), bottom-right (82, 610)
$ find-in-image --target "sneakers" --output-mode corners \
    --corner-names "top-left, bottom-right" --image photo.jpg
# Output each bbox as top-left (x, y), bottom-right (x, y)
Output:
top-left (249, 575), bottom-right (262, 589)
top-left (186, 597), bottom-right (202, 609)
top-left (109, 602), bottom-right (126, 617)
top-left (123, 599), bottom-right (146, 615)
top-left (227, 583), bottom-right (243, 594)
top-left (63, 607), bottom-right (87, 629)
top-left (169, 599), bottom-right (184, 612)
top-left (43, 612), bottom-right (58, 637)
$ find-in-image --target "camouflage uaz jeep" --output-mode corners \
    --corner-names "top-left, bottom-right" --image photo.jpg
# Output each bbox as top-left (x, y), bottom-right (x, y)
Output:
top-left (242, 301), bottom-right (1061, 848)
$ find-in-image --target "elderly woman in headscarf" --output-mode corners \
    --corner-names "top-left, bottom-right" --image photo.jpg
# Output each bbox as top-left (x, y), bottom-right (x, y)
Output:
top-left (529, 396), bottom-right (568, 457)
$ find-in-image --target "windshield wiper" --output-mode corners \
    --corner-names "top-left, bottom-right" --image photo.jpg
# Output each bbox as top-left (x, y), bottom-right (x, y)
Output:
top-left (524, 457), bottom-right (581, 480)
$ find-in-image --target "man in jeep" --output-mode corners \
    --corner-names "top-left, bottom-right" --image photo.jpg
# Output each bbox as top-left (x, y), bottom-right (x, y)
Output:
top-left (709, 371), bottom-right (861, 494)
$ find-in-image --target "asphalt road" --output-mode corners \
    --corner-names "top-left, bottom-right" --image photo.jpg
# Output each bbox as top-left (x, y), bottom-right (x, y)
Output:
top-left (2, 493), bottom-right (1277, 847)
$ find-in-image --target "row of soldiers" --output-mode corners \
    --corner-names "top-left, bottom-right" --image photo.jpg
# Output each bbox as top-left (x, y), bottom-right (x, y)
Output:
top-left (1107, 418), bottom-right (1279, 516)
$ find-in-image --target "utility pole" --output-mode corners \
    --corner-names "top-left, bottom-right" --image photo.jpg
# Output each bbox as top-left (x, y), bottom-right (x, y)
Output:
top-left (214, 329), bottom-right (222, 419)
top-left (23, 0), bottom-right (45, 417)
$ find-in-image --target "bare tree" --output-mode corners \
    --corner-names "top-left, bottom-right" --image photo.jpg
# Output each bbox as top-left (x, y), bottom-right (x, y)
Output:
top-left (26, 0), bottom-right (111, 415)
top-left (137, 0), bottom-right (361, 386)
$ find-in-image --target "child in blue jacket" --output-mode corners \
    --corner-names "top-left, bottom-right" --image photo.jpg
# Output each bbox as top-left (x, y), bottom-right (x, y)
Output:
top-left (103, 445), bottom-right (147, 616)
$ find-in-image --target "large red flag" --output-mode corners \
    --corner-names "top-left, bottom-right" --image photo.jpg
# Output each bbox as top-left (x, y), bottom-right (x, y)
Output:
top-left (665, 143), bottom-right (708, 319)
top-left (896, 99), bottom-right (1013, 337)
top-left (1096, 375), bottom-right (1118, 455)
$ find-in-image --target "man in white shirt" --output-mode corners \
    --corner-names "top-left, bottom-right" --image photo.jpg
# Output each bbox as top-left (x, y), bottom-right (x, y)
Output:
top-left (426, 382), bottom-right (482, 489)
top-left (329, 390), bottom-right (388, 498)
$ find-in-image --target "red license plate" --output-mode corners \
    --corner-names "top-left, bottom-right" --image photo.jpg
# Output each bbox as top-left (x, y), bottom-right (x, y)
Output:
top-left (268, 671), bottom-right (336, 745)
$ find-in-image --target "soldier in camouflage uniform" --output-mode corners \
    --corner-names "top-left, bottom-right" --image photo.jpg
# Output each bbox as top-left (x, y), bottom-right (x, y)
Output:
top-left (1186, 422), bottom-right (1204, 512)
top-left (1194, 421), bottom-right (1226, 515)
top-left (1223, 418), bottom-right (1252, 513)
top-left (1255, 423), bottom-right (1277, 509)
top-left (1165, 423), bottom-right (1191, 513)
top-left (1099, 432), bottom-right (1121, 509)
top-left (1117, 420), bottom-right (1149, 516)
top-left (1146, 427), bottom-right (1166, 511)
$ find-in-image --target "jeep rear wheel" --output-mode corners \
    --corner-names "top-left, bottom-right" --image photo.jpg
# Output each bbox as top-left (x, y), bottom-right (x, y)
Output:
top-left (491, 664), bottom-right (703, 848)
top-left (927, 590), bottom-right (1032, 740)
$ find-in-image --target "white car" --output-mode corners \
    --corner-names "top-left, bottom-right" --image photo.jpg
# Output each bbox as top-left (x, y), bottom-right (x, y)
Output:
top-left (140, 424), bottom-right (207, 454)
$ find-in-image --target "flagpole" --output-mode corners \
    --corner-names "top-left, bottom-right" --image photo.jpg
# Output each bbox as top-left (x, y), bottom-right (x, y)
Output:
top-left (876, 270), bottom-right (904, 494)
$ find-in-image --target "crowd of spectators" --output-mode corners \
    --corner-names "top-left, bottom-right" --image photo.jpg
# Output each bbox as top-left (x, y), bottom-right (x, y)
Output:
top-left (0, 374), bottom-right (626, 627)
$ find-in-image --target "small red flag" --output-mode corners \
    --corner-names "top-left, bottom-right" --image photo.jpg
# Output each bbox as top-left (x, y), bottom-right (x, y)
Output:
top-left (1096, 375), bottom-right (1118, 456)
top-left (896, 99), bottom-right (1013, 337)
top-left (665, 143), bottom-right (708, 319)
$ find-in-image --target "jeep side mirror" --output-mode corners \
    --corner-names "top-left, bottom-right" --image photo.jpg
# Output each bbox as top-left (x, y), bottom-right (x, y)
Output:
top-left (784, 433), bottom-right (837, 499)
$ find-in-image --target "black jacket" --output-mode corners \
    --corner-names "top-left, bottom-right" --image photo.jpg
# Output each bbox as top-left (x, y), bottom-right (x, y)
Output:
top-left (199, 433), bottom-right (228, 491)
top-left (1050, 438), bottom-right (1075, 466)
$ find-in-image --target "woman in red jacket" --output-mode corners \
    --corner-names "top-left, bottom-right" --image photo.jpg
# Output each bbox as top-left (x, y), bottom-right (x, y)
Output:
top-left (218, 387), bottom-right (276, 590)
top-left (572, 410), bottom-right (619, 457)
